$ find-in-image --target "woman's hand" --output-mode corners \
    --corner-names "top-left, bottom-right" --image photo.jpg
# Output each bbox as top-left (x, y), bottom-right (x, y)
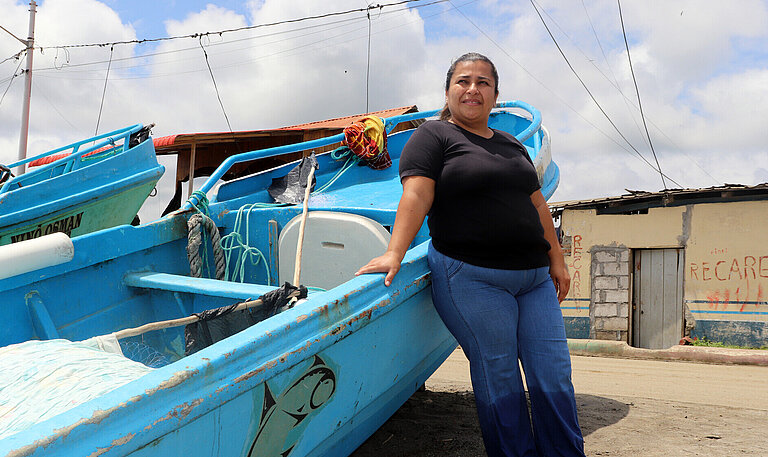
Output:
top-left (530, 189), bottom-right (571, 303)
top-left (356, 176), bottom-right (435, 287)
top-left (355, 250), bottom-right (403, 287)
top-left (549, 261), bottom-right (571, 303)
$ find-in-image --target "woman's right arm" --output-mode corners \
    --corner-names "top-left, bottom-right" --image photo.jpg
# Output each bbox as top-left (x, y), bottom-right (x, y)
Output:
top-left (355, 175), bottom-right (435, 286)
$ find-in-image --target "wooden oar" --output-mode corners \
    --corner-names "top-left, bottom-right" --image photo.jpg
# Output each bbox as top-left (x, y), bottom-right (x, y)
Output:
top-left (112, 291), bottom-right (300, 340)
top-left (292, 165), bottom-right (315, 286)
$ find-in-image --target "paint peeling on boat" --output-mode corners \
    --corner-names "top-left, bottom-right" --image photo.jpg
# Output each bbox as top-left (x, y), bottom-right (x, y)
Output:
top-left (6, 396), bottom-right (142, 457)
top-left (147, 398), bottom-right (204, 430)
top-left (86, 433), bottom-right (136, 457)
top-left (234, 359), bottom-right (279, 384)
top-left (147, 369), bottom-right (200, 395)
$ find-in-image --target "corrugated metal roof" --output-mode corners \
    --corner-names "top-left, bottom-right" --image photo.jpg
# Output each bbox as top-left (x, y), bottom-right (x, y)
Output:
top-left (151, 106), bottom-right (418, 153)
top-left (550, 183), bottom-right (768, 214)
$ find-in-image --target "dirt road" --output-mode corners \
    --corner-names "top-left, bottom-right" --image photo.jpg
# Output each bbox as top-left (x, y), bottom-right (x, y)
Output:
top-left (352, 348), bottom-right (768, 456)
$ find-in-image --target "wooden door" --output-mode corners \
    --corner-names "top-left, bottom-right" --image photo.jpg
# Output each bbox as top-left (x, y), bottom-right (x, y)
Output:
top-left (632, 249), bottom-right (684, 349)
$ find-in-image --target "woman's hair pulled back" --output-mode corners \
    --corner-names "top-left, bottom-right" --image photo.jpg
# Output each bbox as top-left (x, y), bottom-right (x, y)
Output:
top-left (439, 52), bottom-right (499, 121)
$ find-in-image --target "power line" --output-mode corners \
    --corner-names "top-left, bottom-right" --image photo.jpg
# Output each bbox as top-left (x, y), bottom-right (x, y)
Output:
top-left (32, 15), bottom-right (366, 73)
top-left (31, 2), bottom-right (439, 83)
top-left (94, 45), bottom-right (113, 136)
top-left (38, 0), bottom-right (447, 51)
top-left (528, 0), bottom-right (682, 187)
top-left (30, 1), bottom-right (444, 78)
top-left (617, 0), bottom-right (667, 190)
top-left (444, 1), bottom-right (661, 174)
top-left (0, 50), bottom-right (25, 67)
top-left (199, 36), bottom-right (233, 133)
top-left (0, 57), bottom-right (24, 107)
top-left (32, 78), bottom-right (81, 131)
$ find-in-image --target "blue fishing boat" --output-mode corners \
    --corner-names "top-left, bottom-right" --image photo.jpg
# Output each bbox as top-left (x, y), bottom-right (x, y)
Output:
top-left (0, 124), bottom-right (164, 245)
top-left (0, 101), bottom-right (558, 457)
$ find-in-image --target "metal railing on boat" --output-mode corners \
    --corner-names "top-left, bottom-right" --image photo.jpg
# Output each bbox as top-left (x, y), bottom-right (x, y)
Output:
top-left (183, 101), bottom-right (543, 211)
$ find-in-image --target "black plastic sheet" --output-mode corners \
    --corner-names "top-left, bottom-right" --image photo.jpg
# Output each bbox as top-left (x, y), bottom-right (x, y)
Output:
top-left (184, 282), bottom-right (308, 355)
top-left (268, 153), bottom-right (319, 204)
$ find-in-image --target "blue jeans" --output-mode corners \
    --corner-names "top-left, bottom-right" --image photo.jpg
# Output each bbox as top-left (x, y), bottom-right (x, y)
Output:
top-left (428, 243), bottom-right (585, 457)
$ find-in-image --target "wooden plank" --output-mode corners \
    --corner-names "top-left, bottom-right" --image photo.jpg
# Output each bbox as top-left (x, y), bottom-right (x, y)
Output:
top-left (268, 220), bottom-right (279, 286)
top-left (632, 251), bottom-right (641, 345)
top-left (675, 249), bottom-right (685, 343)
top-left (187, 141), bottom-right (197, 200)
top-left (638, 250), bottom-right (655, 348)
top-left (648, 249), bottom-right (666, 349)
top-left (661, 249), bottom-right (680, 348)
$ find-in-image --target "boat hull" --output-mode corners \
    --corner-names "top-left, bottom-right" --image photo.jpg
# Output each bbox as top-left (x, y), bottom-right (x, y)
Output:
top-left (0, 178), bottom-right (160, 245)
top-left (0, 240), bottom-right (456, 457)
top-left (0, 129), bottom-right (164, 245)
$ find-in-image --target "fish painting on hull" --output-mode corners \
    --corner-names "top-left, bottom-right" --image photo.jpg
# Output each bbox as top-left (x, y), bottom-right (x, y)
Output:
top-left (247, 355), bottom-right (337, 457)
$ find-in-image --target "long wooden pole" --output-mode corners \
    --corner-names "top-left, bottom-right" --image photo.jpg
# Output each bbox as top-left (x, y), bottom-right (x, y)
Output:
top-left (187, 141), bottom-right (197, 199)
top-left (292, 165), bottom-right (315, 286)
top-left (112, 291), bottom-right (300, 340)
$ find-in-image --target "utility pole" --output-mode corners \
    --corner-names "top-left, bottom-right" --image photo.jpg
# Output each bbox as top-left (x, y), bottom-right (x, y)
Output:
top-left (17, 0), bottom-right (37, 175)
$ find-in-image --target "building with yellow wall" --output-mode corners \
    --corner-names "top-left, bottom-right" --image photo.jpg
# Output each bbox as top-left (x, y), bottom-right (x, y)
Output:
top-left (552, 184), bottom-right (768, 349)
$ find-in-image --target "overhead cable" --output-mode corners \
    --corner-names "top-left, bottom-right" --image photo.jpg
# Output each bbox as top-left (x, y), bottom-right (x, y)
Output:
top-left (199, 36), bottom-right (233, 133)
top-left (528, 0), bottom-right (682, 187)
top-left (1, 50), bottom-right (24, 67)
top-left (578, 1), bottom-right (720, 186)
top-left (445, 1), bottom-right (678, 184)
top-left (617, 0), bottom-right (667, 190)
top-left (38, 0), bottom-right (447, 51)
top-left (94, 45), bottom-right (113, 136)
top-left (0, 57), bottom-right (24, 107)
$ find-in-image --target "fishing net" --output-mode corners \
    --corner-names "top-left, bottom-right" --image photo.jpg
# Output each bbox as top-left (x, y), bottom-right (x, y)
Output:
top-left (0, 339), bottom-right (153, 439)
top-left (119, 339), bottom-right (172, 368)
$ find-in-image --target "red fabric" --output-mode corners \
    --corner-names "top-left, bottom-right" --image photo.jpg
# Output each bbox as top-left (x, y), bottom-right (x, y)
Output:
top-left (342, 119), bottom-right (391, 170)
top-left (28, 146), bottom-right (113, 168)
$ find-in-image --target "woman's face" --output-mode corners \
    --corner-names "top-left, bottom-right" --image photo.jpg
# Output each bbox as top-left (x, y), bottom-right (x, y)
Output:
top-left (445, 60), bottom-right (498, 130)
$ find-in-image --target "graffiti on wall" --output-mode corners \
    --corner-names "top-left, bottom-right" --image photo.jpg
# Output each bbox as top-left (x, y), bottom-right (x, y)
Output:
top-left (566, 234), bottom-right (584, 297)
top-left (687, 249), bottom-right (768, 311)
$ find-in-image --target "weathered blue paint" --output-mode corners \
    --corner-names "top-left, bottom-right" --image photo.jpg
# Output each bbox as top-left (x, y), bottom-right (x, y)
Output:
top-left (691, 320), bottom-right (768, 348)
top-left (0, 125), bottom-right (164, 245)
top-left (0, 104), bottom-right (558, 457)
top-left (564, 317), bottom-right (591, 339)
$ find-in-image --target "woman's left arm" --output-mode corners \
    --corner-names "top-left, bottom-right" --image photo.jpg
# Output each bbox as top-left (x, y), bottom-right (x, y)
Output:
top-left (531, 190), bottom-right (570, 302)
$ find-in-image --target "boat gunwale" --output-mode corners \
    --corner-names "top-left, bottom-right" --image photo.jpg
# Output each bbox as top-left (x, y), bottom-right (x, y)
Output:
top-left (0, 166), bottom-right (164, 230)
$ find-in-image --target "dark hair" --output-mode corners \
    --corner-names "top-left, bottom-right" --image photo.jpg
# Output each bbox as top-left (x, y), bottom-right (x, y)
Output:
top-left (439, 52), bottom-right (499, 121)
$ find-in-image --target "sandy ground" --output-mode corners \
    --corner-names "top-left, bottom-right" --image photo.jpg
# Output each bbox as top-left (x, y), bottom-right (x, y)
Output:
top-left (352, 348), bottom-right (768, 456)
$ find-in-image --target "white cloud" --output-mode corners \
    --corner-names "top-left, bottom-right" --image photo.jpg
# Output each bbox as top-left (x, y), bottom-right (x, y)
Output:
top-left (0, 0), bottom-right (765, 221)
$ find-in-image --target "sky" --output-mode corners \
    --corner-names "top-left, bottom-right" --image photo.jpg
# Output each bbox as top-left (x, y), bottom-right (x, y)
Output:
top-left (1, 0), bottom-right (767, 221)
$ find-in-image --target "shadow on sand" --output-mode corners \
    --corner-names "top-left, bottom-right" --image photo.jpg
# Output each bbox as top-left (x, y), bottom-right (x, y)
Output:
top-left (352, 389), bottom-right (630, 457)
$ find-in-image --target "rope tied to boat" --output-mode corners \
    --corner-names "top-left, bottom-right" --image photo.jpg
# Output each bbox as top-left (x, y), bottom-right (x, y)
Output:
top-left (312, 147), bottom-right (359, 194)
top-left (342, 116), bottom-right (391, 170)
top-left (0, 164), bottom-right (14, 185)
top-left (186, 191), bottom-right (226, 280)
top-left (219, 203), bottom-right (273, 284)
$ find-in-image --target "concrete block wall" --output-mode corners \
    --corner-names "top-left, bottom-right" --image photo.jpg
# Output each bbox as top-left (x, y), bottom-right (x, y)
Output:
top-left (590, 246), bottom-right (630, 341)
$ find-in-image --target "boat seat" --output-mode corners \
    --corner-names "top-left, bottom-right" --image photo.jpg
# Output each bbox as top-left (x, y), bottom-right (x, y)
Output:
top-left (278, 211), bottom-right (391, 290)
top-left (124, 272), bottom-right (277, 300)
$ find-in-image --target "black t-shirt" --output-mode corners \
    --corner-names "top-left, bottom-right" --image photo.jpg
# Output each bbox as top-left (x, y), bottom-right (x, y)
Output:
top-left (399, 120), bottom-right (550, 270)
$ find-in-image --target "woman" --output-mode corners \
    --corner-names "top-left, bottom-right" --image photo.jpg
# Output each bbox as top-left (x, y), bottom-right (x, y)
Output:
top-left (356, 52), bottom-right (585, 457)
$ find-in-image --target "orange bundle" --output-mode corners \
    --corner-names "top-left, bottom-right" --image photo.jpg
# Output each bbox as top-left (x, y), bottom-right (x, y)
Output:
top-left (343, 116), bottom-right (391, 170)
